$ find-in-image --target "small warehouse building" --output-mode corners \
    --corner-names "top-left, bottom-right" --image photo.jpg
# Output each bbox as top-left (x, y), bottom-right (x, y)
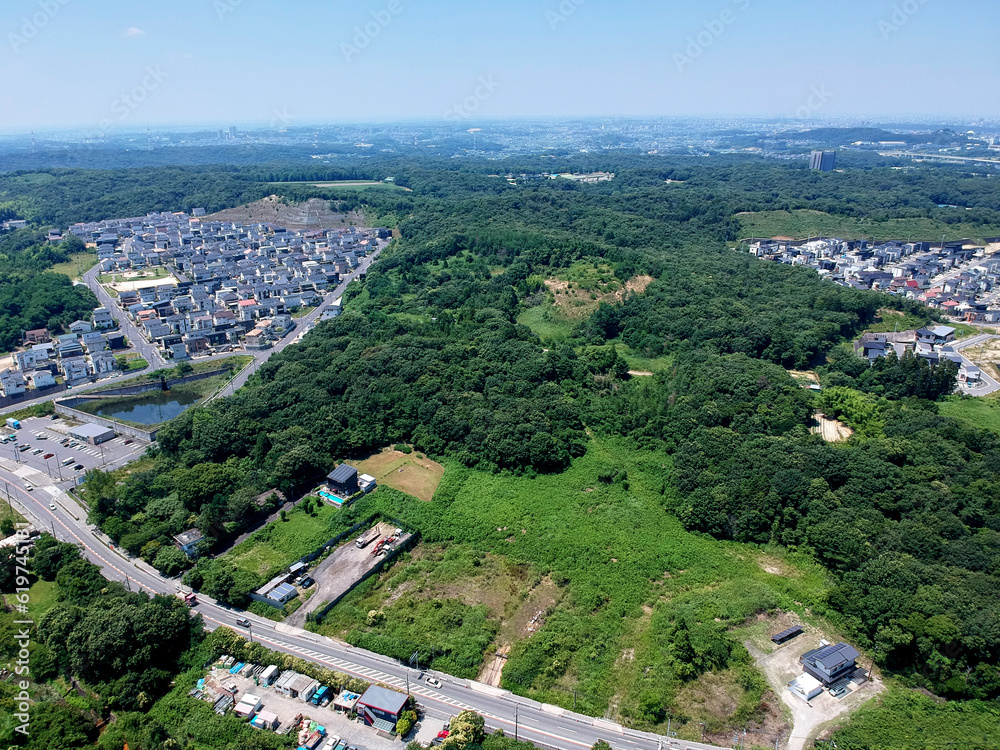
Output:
top-left (327, 464), bottom-right (359, 496)
top-left (68, 422), bottom-right (116, 445)
top-left (358, 685), bottom-right (409, 734)
top-left (250, 573), bottom-right (298, 609)
top-left (274, 671), bottom-right (319, 702)
top-left (234, 693), bottom-right (262, 719)
top-left (788, 673), bottom-right (824, 702)
top-left (251, 709), bottom-right (280, 730)
top-left (259, 665), bottom-right (279, 686)
top-left (801, 642), bottom-right (860, 686)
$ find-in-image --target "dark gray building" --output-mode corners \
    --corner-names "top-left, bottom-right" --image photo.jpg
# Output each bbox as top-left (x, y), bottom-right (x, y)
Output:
top-left (810, 150), bottom-right (837, 171)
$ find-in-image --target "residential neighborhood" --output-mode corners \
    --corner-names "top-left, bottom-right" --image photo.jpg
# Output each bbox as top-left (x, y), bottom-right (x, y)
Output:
top-left (0, 212), bottom-right (388, 400)
top-left (748, 236), bottom-right (1000, 322)
top-left (71, 211), bottom-right (387, 361)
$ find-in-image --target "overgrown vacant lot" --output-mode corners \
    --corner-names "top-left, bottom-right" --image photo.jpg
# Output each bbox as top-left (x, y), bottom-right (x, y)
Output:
top-left (322, 436), bottom-right (834, 738)
top-left (517, 260), bottom-right (654, 343)
top-left (224, 502), bottom-right (354, 579)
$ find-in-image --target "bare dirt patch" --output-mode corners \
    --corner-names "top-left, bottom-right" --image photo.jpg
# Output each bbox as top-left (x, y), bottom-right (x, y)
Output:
top-left (813, 412), bottom-right (854, 443)
top-left (787, 370), bottom-right (820, 385)
top-left (203, 196), bottom-right (365, 231)
top-left (758, 555), bottom-right (801, 578)
top-left (545, 273), bottom-right (655, 321)
top-left (352, 447), bottom-right (445, 502)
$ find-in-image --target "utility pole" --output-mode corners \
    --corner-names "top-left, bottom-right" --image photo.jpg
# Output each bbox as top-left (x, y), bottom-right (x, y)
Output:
top-left (3, 481), bottom-right (11, 512)
top-left (514, 704), bottom-right (518, 742)
top-left (248, 622), bottom-right (253, 643)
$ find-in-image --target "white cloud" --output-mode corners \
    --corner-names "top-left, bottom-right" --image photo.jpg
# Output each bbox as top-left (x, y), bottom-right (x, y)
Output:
top-left (124, 27), bottom-right (145, 38)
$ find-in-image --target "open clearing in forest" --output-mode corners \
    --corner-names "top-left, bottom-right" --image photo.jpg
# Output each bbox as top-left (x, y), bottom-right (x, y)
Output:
top-left (353, 447), bottom-right (445, 502)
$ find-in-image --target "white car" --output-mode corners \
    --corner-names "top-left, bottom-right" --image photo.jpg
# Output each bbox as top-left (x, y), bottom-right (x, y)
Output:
top-left (426, 676), bottom-right (442, 689)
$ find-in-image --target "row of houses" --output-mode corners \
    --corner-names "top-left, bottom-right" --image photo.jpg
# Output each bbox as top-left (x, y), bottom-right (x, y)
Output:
top-left (0, 315), bottom-right (126, 397)
top-left (855, 325), bottom-right (983, 386)
top-left (749, 237), bottom-right (1000, 322)
top-left (70, 212), bottom-right (386, 359)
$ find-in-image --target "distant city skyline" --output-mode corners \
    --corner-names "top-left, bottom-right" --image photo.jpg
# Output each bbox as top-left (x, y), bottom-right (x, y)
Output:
top-left (1, 0), bottom-right (998, 131)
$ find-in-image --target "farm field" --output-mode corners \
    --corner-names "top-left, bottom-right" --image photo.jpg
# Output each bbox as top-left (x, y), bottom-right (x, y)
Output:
top-left (737, 209), bottom-right (1000, 243)
top-left (352, 447), bottom-right (445, 502)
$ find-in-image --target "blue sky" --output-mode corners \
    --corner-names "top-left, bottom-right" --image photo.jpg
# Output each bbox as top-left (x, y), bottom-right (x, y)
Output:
top-left (1, 0), bottom-right (997, 130)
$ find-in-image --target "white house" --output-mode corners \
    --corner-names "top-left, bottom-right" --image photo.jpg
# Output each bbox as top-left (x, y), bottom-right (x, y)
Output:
top-left (0, 370), bottom-right (26, 397)
top-left (26, 370), bottom-right (55, 389)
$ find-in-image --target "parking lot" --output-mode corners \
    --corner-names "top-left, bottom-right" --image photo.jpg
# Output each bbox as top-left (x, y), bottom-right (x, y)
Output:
top-left (2, 414), bottom-right (148, 485)
top-left (201, 669), bottom-right (413, 750)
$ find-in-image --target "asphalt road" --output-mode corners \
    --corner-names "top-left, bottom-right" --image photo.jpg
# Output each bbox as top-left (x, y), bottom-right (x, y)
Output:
top-left (950, 333), bottom-right (1000, 396)
top-left (82, 266), bottom-right (168, 369)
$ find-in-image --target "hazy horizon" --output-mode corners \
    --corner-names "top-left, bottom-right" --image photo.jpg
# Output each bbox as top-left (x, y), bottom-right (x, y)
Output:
top-left (2, 0), bottom-right (998, 132)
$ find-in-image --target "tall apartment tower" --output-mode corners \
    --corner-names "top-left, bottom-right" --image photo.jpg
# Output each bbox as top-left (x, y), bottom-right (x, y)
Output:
top-left (810, 150), bottom-right (837, 171)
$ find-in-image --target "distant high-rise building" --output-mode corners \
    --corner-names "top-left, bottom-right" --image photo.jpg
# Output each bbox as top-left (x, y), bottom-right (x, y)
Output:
top-left (217, 129), bottom-right (224, 140)
top-left (229, 125), bottom-right (238, 139)
top-left (810, 150), bottom-right (837, 171)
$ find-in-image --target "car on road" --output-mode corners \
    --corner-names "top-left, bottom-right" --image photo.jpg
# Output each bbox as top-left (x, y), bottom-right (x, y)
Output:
top-left (124, 439), bottom-right (133, 445)
top-left (35, 435), bottom-right (46, 440)
top-left (49, 503), bottom-right (57, 511)
top-left (32, 449), bottom-right (43, 455)
top-left (235, 618), bottom-right (251, 628)
top-left (73, 464), bottom-right (84, 471)
top-left (50, 414), bottom-right (59, 420)
top-left (42, 453), bottom-right (53, 460)
top-left (23, 483), bottom-right (32, 492)
top-left (426, 677), bottom-right (442, 689)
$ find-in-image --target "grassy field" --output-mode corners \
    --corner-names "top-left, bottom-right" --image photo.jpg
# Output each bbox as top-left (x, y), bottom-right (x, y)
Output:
top-left (352, 447), bottom-right (445, 502)
top-left (737, 209), bottom-right (1000, 243)
top-left (49, 251), bottom-right (97, 280)
top-left (97, 267), bottom-right (171, 284)
top-left (939, 394), bottom-right (1000, 434)
top-left (335, 436), bottom-right (834, 734)
top-left (516, 304), bottom-right (576, 342)
top-left (223, 502), bottom-right (356, 580)
top-left (268, 180), bottom-right (410, 192)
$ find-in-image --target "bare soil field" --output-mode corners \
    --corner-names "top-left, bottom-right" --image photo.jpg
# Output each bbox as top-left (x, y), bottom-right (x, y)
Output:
top-left (203, 196), bottom-right (365, 230)
top-left (353, 447), bottom-right (445, 502)
top-left (812, 412), bottom-right (853, 443)
top-left (545, 273), bottom-right (655, 321)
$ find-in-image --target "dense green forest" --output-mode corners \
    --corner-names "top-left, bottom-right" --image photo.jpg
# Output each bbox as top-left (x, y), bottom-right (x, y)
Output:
top-left (0, 229), bottom-right (97, 351)
top-left (0, 152), bottom-right (986, 746)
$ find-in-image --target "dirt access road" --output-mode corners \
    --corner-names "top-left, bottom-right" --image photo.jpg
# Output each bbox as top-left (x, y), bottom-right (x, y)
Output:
top-left (745, 630), bottom-right (883, 750)
top-left (285, 523), bottom-right (412, 627)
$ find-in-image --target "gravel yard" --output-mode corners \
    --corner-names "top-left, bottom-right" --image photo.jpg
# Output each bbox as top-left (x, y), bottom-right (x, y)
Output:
top-left (203, 668), bottom-right (406, 750)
